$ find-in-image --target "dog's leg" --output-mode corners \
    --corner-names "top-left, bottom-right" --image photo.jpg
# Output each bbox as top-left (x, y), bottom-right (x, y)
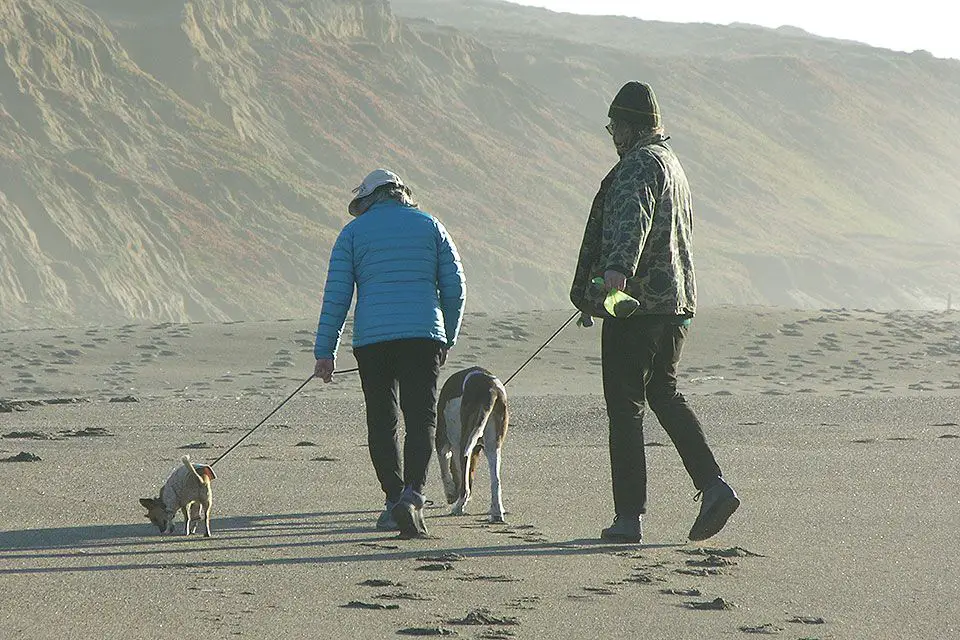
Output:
top-left (439, 399), bottom-right (460, 505)
top-left (484, 414), bottom-right (506, 523)
top-left (451, 449), bottom-right (472, 515)
top-left (182, 506), bottom-right (191, 536)
top-left (485, 446), bottom-right (505, 523)
top-left (188, 503), bottom-right (202, 534)
top-left (203, 495), bottom-right (212, 537)
top-left (437, 443), bottom-right (457, 504)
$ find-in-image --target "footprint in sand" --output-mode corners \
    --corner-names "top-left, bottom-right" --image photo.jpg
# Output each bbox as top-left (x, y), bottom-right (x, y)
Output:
top-left (447, 608), bottom-right (519, 627)
top-left (738, 623), bottom-right (784, 634)
top-left (455, 573), bottom-right (520, 583)
top-left (418, 553), bottom-right (466, 563)
top-left (684, 597), bottom-right (736, 610)
top-left (396, 628), bottom-right (455, 637)
top-left (359, 578), bottom-right (404, 587)
top-left (2, 430), bottom-right (52, 440)
top-left (623, 570), bottom-right (667, 585)
top-left (682, 546), bottom-right (764, 558)
top-left (684, 556), bottom-right (738, 569)
top-left (341, 600), bottom-right (399, 610)
top-left (60, 427), bottom-right (113, 438)
top-left (569, 586), bottom-right (617, 599)
top-left (504, 596), bottom-right (540, 610)
top-left (1, 451), bottom-right (42, 462)
top-left (675, 567), bottom-right (724, 577)
top-left (661, 587), bottom-right (701, 596)
top-left (375, 591), bottom-right (433, 602)
top-left (416, 563), bottom-right (456, 572)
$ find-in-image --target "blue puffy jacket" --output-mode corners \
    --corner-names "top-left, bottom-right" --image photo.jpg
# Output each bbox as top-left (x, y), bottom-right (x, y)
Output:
top-left (314, 201), bottom-right (466, 360)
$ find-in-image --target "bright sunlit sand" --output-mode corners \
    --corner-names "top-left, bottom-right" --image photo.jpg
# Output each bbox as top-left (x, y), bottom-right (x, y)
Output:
top-left (2, 307), bottom-right (958, 639)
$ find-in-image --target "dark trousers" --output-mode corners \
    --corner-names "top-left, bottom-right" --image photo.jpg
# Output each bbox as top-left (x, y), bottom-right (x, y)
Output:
top-left (354, 338), bottom-right (443, 503)
top-left (602, 315), bottom-right (722, 516)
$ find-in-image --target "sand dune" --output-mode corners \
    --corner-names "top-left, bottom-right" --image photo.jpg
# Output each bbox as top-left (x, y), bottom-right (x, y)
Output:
top-left (1, 307), bottom-right (959, 639)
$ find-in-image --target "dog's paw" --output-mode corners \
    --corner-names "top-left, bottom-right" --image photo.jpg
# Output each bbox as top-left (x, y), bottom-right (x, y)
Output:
top-left (489, 514), bottom-right (506, 524)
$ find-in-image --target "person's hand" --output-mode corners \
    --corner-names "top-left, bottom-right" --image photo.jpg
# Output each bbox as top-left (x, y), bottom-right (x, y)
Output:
top-left (439, 346), bottom-right (449, 366)
top-left (314, 358), bottom-right (335, 383)
top-left (603, 269), bottom-right (627, 292)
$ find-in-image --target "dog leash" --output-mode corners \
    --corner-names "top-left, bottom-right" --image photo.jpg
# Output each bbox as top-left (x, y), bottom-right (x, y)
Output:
top-left (502, 311), bottom-right (579, 386)
top-left (209, 310), bottom-right (580, 467)
top-left (209, 367), bottom-right (358, 468)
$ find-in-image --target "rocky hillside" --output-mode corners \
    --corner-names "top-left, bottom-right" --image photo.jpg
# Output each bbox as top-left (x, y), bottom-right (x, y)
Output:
top-left (1, 0), bottom-right (959, 329)
top-left (394, 0), bottom-right (960, 309)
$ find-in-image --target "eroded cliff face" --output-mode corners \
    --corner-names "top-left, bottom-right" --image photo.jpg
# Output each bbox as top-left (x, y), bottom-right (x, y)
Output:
top-left (2, 0), bottom-right (959, 329)
top-left (0, 0), bottom-right (591, 328)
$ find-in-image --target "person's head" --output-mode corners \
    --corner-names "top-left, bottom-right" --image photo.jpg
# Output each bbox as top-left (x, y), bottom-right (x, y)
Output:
top-left (606, 81), bottom-right (663, 156)
top-left (348, 168), bottom-right (417, 217)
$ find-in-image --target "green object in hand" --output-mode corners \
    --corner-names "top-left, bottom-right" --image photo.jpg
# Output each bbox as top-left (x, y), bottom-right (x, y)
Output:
top-left (592, 277), bottom-right (640, 318)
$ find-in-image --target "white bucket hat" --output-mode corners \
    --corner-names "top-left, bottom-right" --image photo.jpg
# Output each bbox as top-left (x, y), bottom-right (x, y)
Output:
top-left (348, 168), bottom-right (405, 216)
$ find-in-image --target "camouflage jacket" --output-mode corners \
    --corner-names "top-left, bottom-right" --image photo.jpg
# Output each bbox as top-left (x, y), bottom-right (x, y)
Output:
top-left (570, 136), bottom-right (697, 318)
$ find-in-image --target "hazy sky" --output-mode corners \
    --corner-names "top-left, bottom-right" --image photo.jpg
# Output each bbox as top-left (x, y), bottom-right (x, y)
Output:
top-left (513, 1), bottom-right (959, 60)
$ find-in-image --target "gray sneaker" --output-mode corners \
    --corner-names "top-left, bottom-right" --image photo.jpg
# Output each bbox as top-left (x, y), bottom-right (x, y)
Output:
top-left (376, 500), bottom-right (399, 531)
top-left (392, 500), bottom-right (429, 539)
top-left (688, 478), bottom-right (740, 542)
top-left (600, 515), bottom-right (642, 543)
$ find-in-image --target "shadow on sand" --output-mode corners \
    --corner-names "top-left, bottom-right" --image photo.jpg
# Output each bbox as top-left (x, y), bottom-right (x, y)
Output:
top-left (0, 509), bottom-right (682, 576)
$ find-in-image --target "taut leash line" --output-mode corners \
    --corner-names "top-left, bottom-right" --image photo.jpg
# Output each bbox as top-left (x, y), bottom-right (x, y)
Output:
top-left (502, 311), bottom-right (579, 386)
top-left (210, 375), bottom-right (315, 468)
top-left (210, 366), bottom-right (356, 467)
top-left (208, 310), bottom-right (580, 467)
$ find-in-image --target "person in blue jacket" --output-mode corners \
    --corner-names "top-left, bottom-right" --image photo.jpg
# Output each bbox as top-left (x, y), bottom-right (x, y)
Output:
top-left (314, 168), bottom-right (465, 539)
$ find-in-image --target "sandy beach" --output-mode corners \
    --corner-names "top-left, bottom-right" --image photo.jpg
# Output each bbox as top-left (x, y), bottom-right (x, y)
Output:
top-left (1, 307), bottom-right (959, 639)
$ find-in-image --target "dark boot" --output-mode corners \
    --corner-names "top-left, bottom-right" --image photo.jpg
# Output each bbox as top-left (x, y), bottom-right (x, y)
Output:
top-left (688, 478), bottom-right (740, 542)
top-left (600, 515), bottom-right (643, 543)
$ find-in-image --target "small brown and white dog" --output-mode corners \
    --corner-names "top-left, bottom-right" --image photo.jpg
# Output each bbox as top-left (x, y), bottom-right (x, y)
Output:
top-left (435, 366), bottom-right (509, 523)
top-left (140, 455), bottom-right (216, 536)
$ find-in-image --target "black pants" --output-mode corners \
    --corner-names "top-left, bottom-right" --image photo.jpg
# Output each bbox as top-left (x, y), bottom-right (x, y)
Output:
top-left (602, 315), bottom-right (722, 516)
top-left (354, 338), bottom-right (443, 503)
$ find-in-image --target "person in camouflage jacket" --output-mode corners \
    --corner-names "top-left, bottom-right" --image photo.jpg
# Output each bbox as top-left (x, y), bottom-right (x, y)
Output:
top-left (569, 125), bottom-right (695, 318)
top-left (571, 82), bottom-right (740, 544)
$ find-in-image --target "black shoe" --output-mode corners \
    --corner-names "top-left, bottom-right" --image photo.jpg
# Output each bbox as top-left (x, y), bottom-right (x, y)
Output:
top-left (600, 515), bottom-right (642, 543)
top-left (688, 478), bottom-right (740, 542)
top-left (392, 501), bottom-right (429, 539)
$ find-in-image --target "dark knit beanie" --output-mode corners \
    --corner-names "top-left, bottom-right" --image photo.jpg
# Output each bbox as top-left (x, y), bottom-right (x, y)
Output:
top-left (608, 82), bottom-right (661, 128)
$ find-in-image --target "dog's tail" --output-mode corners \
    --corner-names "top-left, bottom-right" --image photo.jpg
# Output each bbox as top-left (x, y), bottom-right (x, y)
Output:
top-left (182, 455), bottom-right (216, 482)
top-left (461, 378), bottom-right (501, 453)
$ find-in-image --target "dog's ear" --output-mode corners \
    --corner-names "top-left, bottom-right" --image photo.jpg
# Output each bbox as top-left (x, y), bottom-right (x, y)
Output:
top-left (139, 498), bottom-right (156, 509)
top-left (198, 465), bottom-right (216, 481)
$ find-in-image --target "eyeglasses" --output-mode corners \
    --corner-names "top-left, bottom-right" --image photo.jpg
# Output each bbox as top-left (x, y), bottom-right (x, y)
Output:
top-left (605, 123), bottom-right (615, 136)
